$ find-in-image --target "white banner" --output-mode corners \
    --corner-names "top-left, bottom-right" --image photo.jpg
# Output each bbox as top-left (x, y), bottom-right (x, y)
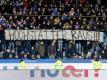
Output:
top-left (0, 63), bottom-right (107, 79)
top-left (5, 30), bottom-right (103, 41)
top-left (0, 69), bottom-right (107, 80)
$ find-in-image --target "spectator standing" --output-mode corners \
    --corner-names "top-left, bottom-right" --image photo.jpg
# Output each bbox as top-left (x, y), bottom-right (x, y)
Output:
top-left (48, 40), bottom-right (56, 58)
top-left (38, 41), bottom-right (45, 58)
top-left (64, 40), bottom-right (69, 58)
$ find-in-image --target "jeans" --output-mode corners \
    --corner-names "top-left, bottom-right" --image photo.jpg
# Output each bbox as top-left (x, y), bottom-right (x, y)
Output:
top-left (23, 41), bottom-right (31, 52)
top-left (8, 41), bottom-right (15, 50)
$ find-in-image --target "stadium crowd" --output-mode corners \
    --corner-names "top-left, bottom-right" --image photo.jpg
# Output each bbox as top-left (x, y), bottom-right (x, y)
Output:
top-left (0, 0), bottom-right (107, 59)
top-left (0, 0), bottom-right (107, 30)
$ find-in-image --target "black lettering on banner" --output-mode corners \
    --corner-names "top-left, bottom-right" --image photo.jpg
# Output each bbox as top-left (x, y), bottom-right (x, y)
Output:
top-left (43, 30), bottom-right (49, 40)
top-left (94, 32), bottom-right (98, 41)
top-left (14, 30), bottom-right (16, 40)
top-left (50, 30), bottom-right (57, 40)
top-left (96, 32), bottom-right (100, 41)
top-left (17, 30), bottom-right (25, 40)
top-left (21, 30), bottom-right (25, 40)
top-left (23, 30), bottom-right (28, 40)
top-left (57, 30), bottom-right (58, 39)
top-left (31, 30), bottom-right (37, 40)
top-left (8, 30), bottom-right (14, 40)
top-left (57, 30), bottom-right (62, 39)
top-left (14, 30), bottom-right (20, 40)
top-left (94, 32), bottom-right (95, 41)
top-left (82, 30), bottom-right (87, 40)
top-left (86, 31), bottom-right (93, 40)
top-left (77, 30), bottom-right (86, 40)
top-left (62, 30), bottom-right (67, 39)
top-left (38, 30), bottom-right (43, 40)
top-left (71, 30), bottom-right (77, 40)
top-left (27, 31), bottom-right (34, 40)
top-left (5, 30), bottom-right (102, 41)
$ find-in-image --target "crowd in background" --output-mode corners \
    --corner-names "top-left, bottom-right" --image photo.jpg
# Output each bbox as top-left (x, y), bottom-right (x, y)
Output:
top-left (0, 0), bottom-right (107, 30)
top-left (0, 40), bottom-right (107, 59)
top-left (0, 0), bottom-right (107, 59)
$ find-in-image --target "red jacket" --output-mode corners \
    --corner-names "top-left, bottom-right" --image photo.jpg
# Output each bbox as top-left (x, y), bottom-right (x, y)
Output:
top-left (23, 0), bottom-right (29, 8)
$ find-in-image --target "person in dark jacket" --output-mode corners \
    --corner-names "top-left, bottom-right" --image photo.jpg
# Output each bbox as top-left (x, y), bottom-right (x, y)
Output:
top-left (48, 40), bottom-right (56, 58)
top-left (38, 41), bottom-right (45, 58)
top-left (68, 41), bottom-right (76, 58)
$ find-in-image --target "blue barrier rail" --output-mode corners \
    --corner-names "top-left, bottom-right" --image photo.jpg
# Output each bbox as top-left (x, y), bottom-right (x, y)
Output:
top-left (0, 59), bottom-right (107, 63)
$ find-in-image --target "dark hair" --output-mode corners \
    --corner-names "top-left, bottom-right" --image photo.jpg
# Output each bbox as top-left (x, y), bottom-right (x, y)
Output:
top-left (19, 59), bottom-right (23, 63)
top-left (94, 57), bottom-right (99, 62)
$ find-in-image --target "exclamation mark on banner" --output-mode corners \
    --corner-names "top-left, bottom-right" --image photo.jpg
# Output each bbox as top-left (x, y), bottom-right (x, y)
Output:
top-left (94, 69), bottom-right (99, 77)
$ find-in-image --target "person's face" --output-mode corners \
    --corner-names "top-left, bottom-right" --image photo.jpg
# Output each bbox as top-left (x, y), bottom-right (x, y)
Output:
top-left (98, 12), bottom-right (101, 15)
top-left (44, 17), bottom-right (48, 20)
top-left (44, 5), bottom-right (47, 7)
top-left (39, 3), bottom-right (41, 6)
top-left (34, 11), bottom-right (37, 15)
top-left (15, 54), bottom-right (18, 58)
top-left (83, 18), bottom-right (86, 21)
top-left (73, 17), bottom-right (76, 20)
top-left (38, 16), bottom-right (41, 19)
top-left (92, 9), bottom-right (95, 13)
top-left (83, 21), bottom-right (85, 24)
top-left (70, 20), bottom-right (73, 24)
top-left (90, 4), bottom-right (92, 7)
top-left (87, 42), bottom-right (90, 44)
top-left (96, 17), bottom-right (98, 21)
top-left (7, 49), bottom-right (10, 53)
top-left (9, 54), bottom-right (12, 58)
top-left (71, 8), bottom-right (74, 11)
top-left (79, 17), bottom-right (81, 20)
top-left (59, 8), bottom-right (62, 11)
top-left (50, 5), bottom-right (53, 8)
top-left (42, 8), bottom-right (45, 11)
top-left (24, 54), bottom-right (27, 58)
top-left (77, 9), bottom-right (79, 12)
top-left (79, 4), bottom-right (82, 7)
top-left (41, 41), bottom-right (43, 44)
top-left (97, 22), bottom-right (99, 25)
top-left (38, 8), bottom-right (41, 11)
top-left (104, 46), bottom-right (106, 49)
top-left (76, 22), bottom-right (78, 24)
top-left (9, 16), bottom-right (12, 20)
top-left (100, 22), bottom-right (103, 25)
top-left (49, 16), bottom-right (52, 19)
top-left (17, 26), bottom-right (20, 30)
top-left (32, 54), bottom-right (35, 58)
top-left (59, 22), bottom-right (62, 25)
top-left (43, 21), bottom-right (45, 24)
top-left (47, 21), bottom-right (50, 25)
top-left (11, 50), bottom-right (14, 53)
top-left (32, 47), bottom-right (34, 50)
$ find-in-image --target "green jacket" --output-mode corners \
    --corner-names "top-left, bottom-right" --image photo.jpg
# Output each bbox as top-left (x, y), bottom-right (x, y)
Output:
top-left (54, 60), bottom-right (63, 70)
top-left (92, 61), bottom-right (102, 70)
top-left (18, 61), bottom-right (26, 69)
